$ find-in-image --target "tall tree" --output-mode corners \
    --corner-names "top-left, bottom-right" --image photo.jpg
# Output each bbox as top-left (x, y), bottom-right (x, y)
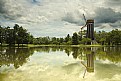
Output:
top-left (0, 26), bottom-right (3, 46)
top-left (5, 27), bottom-right (15, 46)
top-left (65, 34), bottom-right (71, 42)
top-left (110, 29), bottom-right (121, 45)
top-left (13, 24), bottom-right (19, 45)
top-left (59, 38), bottom-right (64, 44)
top-left (72, 32), bottom-right (79, 45)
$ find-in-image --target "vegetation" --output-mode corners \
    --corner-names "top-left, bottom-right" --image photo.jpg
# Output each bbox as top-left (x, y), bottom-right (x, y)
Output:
top-left (95, 29), bottom-right (121, 45)
top-left (33, 29), bottom-right (121, 46)
top-left (0, 24), bottom-right (121, 47)
top-left (0, 24), bottom-right (33, 47)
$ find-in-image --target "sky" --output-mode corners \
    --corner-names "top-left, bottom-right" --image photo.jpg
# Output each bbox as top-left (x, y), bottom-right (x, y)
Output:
top-left (0, 0), bottom-right (121, 37)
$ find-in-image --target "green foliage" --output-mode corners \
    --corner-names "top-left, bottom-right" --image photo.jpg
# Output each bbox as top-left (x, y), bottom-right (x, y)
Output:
top-left (51, 37), bottom-right (59, 45)
top-left (72, 32), bottom-right (79, 45)
top-left (109, 29), bottom-right (121, 45)
top-left (59, 38), bottom-right (64, 43)
top-left (81, 38), bottom-right (91, 45)
top-left (65, 34), bottom-right (71, 42)
top-left (1, 24), bottom-right (121, 46)
top-left (95, 29), bottom-right (121, 45)
top-left (0, 24), bottom-right (33, 46)
top-left (0, 26), bottom-right (5, 45)
top-left (33, 37), bottom-right (50, 45)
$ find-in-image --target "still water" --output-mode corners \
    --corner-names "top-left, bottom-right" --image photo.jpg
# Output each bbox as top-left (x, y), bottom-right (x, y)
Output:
top-left (0, 46), bottom-right (121, 81)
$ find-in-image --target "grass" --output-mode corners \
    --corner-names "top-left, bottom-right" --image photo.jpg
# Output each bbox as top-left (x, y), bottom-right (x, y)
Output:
top-left (0, 44), bottom-right (106, 48)
top-left (27, 44), bottom-right (103, 47)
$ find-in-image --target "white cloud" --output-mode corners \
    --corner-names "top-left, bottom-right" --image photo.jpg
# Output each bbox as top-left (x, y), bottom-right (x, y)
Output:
top-left (0, 0), bottom-right (121, 37)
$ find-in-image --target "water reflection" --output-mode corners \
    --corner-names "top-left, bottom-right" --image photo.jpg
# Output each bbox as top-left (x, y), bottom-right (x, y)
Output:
top-left (86, 52), bottom-right (94, 73)
top-left (1, 46), bottom-right (121, 69)
top-left (32, 46), bottom-right (121, 78)
top-left (1, 46), bottom-right (121, 81)
top-left (96, 47), bottom-right (121, 63)
top-left (70, 47), bottom-right (95, 78)
top-left (0, 47), bottom-right (34, 69)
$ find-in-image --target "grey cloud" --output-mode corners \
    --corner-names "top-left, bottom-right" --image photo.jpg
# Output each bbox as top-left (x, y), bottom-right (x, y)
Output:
top-left (0, 0), bottom-right (11, 20)
top-left (0, 0), bottom-right (7, 14)
top-left (62, 11), bottom-right (84, 26)
top-left (105, 0), bottom-right (121, 6)
top-left (110, 21), bottom-right (121, 28)
top-left (94, 7), bottom-right (121, 23)
top-left (0, 13), bottom-right (22, 20)
top-left (33, 0), bottom-right (37, 2)
top-left (0, 0), bottom-right (22, 20)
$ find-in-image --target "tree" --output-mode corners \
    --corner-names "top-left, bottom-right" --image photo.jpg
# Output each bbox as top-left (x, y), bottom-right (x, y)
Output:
top-left (51, 37), bottom-right (59, 45)
top-left (72, 32), bottom-right (79, 45)
top-left (0, 26), bottom-right (3, 46)
top-left (0, 24), bottom-right (33, 46)
top-left (65, 34), bottom-right (71, 42)
top-left (13, 24), bottom-right (31, 46)
top-left (13, 24), bottom-right (19, 44)
top-left (42, 37), bottom-right (50, 44)
top-left (100, 38), bottom-right (106, 45)
top-left (5, 27), bottom-right (15, 46)
top-left (59, 38), bottom-right (64, 44)
top-left (81, 38), bottom-right (91, 45)
top-left (109, 29), bottom-right (121, 45)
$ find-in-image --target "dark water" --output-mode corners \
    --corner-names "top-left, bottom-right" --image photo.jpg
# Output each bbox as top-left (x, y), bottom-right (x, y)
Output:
top-left (0, 46), bottom-right (121, 81)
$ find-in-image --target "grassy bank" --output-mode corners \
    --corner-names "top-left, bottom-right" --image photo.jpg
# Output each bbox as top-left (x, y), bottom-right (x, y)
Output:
top-left (0, 44), bottom-right (106, 48)
top-left (24, 44), bottom-right (103, 47)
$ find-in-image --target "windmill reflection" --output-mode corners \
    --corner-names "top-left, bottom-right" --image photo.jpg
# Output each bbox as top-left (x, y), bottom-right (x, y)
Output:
top-left (71, 47), bottom-right (95, 78)
top-left (81, 47), bottom-right (95, 78)
top-left (86, 51), bottom-right (94, 72)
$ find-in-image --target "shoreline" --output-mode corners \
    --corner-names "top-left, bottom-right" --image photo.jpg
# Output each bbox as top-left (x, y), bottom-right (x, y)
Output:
top-left (0, 44), bottom-right (118, 48)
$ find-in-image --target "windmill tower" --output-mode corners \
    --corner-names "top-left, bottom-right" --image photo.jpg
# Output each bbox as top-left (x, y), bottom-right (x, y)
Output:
top-left (81, 14), bottom-right (95, 45)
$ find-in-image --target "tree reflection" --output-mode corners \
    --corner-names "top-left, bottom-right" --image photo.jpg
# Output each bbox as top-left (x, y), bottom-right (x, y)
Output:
top-left (18, 46), bottom-right (121, 64)
top-left (69, 46), bottom-right (121, 78)
top-left (1, 46), bottom-right (121, 69)
top-left (96, 47), bottom-right (121, 63)
top-left (72, 47), bottom-right (79, 59)
top-left (0, 47), bottom-right (34, 69)
top-left (69, 46), bottom-right (121, 67)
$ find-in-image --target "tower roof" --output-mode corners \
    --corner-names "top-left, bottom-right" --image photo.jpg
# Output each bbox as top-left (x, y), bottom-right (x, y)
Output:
top-left (87, 19), bottom-right (94, 23)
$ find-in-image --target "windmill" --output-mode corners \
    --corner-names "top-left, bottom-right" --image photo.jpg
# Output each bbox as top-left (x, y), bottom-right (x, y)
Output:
top-left (81, 14), bottom-right (94, 44)
top-left (80, 14), bottom-right (87, 38)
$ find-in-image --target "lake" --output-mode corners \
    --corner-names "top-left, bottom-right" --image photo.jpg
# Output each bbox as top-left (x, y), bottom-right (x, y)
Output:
top-left (0, 46), bottom-right (121, 81)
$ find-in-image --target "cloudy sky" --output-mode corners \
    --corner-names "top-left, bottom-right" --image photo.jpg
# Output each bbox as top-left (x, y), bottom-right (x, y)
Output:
top-left (0, 0), bottom-right (121, 37)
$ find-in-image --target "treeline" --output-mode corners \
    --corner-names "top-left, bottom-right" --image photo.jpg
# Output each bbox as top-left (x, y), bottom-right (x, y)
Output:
top-left (33, 29), bottom-right (121, 45)
top-left (95, 29), bottom-right (121, 45)
top-left (0, 24), bottom-right (121, 46)
top-left (33, 33), bottom-right (78, 45)
top-left (0, 24), bottom-right (33, 46)
top-left (33, 33), bottom-right (91, 45)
